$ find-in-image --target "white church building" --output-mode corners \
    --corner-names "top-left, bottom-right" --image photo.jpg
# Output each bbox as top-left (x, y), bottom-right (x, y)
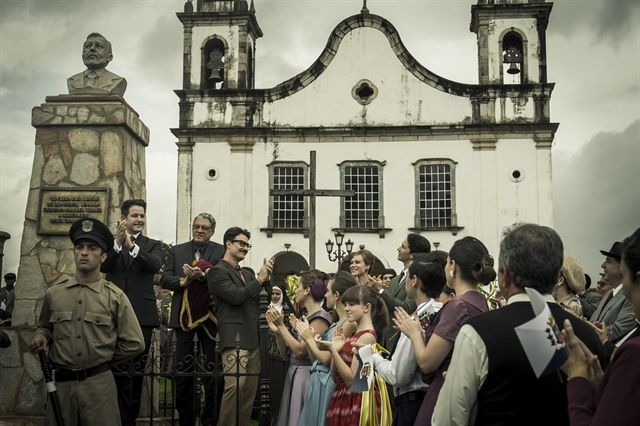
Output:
top-left (172, 0), bottom-right (557, 273)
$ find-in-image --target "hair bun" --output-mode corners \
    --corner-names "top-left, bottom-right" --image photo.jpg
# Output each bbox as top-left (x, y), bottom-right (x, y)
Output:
top-left (472, 255), bottom-right (496, 285)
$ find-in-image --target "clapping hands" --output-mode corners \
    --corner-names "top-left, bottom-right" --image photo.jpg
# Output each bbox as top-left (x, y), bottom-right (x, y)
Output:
top-left (266, 307), bottom-right (285, 333)
top-left (392, 307), bottom-right (422, 339)
top-left (560, 319), bottom-right (604, 386)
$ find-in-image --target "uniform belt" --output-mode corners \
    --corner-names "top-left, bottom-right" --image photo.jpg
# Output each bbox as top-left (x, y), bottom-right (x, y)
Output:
top-left (54, 362), bottom-right (110, 382)
top-left (395, 390), bottom-right (426, 406)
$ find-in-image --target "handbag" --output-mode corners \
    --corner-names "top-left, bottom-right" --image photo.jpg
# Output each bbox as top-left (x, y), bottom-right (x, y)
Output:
top-left (359, 344), bottom-right (393, 426)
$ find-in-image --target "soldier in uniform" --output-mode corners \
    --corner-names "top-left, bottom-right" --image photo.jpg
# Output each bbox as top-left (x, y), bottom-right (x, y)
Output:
top-left (30, 218), bottom-right (145, 426)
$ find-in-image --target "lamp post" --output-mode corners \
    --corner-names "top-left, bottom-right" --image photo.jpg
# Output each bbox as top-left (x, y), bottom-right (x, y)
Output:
top-left (325, 231), bottom-right (354, 264)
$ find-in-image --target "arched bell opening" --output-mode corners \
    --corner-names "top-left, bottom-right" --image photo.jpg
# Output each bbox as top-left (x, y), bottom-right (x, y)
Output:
top-left (202, 37), bottom-right (226, 89)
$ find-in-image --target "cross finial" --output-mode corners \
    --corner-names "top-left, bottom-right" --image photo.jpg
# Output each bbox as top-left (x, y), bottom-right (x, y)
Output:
top-left (361, 0), bottom-right (369, 14)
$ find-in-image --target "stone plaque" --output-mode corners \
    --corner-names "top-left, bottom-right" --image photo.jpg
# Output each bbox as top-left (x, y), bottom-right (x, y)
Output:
top-left (37, 188), bottom-right (110, 235)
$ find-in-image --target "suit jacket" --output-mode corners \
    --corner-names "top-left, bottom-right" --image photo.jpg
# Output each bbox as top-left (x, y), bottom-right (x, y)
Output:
top-left (67, 68), bottom-right (127, 96)
top-left (589, 287), bottom-right (635, 342)
top-left (102, 235), bottom-right (163, 327)
top-left (380, 272), bottom-right (416, 351)
top-left (207, 259), bottom-right (263, 351)
top-left (160, 240), bottom-right (225, 328)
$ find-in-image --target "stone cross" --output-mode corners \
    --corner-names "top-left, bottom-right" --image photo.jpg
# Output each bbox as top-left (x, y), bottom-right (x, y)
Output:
top-left (270, 151), bottom-right (355, 268)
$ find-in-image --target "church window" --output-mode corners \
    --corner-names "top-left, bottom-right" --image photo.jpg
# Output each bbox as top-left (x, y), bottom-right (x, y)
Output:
top-left (414, 159), bottom-right (457, 229)
top-left (340, 161), bottom-right (386, 230)
top-left (268, 163), bottom-right (307, 230)
top-left (351, 79), bottom-right (378, 105)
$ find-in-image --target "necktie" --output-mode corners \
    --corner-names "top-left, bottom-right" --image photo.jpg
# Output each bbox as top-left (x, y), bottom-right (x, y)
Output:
top-left (398, 270), bottom-right (406, 283)
top-left (235, 265), bottom-right (246, 283)
top-left (195, 247), bottom-right (202, 261)
top-left (130, 235), bottom-right (136, 245)
top-left (85, 71), bottom-right (98, 88)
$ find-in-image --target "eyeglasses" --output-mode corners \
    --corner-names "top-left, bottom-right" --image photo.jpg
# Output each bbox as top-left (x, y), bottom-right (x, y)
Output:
top-left (231, 240), bottom-right (252, 249)
top-left (192, 224), bottom-right (212, 231)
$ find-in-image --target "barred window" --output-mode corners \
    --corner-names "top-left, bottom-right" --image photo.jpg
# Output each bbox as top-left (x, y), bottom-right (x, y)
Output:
top-left (340, 161), bottom-right (385, 230)
top-left (270, 164), bottom-right (306, 229)
top-left (414, 159), bottom-right (457, 229)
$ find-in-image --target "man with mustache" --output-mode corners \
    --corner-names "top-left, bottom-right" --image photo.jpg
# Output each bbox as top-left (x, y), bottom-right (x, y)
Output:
top-left (161, 213), bottom-right (225, 426)
top-left (207, 227), bottom-right (274, 426)
top-left (67, 32), bottom-right (127, 96)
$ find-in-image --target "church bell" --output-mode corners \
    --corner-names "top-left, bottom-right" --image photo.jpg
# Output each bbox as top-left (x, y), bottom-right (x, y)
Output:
top-left (503, 46), bottom-right (522, 75)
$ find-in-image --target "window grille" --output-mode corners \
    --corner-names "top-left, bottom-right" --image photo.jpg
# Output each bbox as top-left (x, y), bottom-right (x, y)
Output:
top-left (270, 166), bottom-right (305, 229)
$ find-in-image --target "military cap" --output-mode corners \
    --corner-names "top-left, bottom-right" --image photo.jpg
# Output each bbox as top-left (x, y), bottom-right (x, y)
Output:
top-left (3, 273), bottom-right (16, 280)
top-left (69, 217), bottom-right (113, 251)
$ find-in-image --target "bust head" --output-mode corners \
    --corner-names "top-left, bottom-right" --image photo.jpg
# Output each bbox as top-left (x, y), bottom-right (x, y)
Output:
top-left (82, 33), bottom-right (112, 70)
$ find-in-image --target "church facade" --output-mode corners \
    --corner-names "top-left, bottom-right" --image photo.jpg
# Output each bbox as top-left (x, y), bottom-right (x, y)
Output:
top-left (172, 0), bottom-right (557, 272)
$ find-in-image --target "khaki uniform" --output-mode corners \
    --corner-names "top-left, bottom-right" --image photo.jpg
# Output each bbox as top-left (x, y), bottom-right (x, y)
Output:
top-left (37, 276), bottom-right (144, 426)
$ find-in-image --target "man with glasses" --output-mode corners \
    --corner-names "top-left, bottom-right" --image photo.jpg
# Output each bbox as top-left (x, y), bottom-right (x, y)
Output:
top-left (207, 227), bottom-right (274, 426)
top-left (161, 213), bottom-right (225, 426)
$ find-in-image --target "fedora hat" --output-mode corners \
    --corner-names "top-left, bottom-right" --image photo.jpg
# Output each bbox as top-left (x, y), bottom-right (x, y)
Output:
top-left (600, 241), bottom-right (623, 260)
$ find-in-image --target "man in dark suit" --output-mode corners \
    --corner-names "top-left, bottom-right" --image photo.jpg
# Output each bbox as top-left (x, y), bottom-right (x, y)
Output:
top-left (377, 233), bottom-right (430, 351)
top-left (101, 199), bottom-right (163, 426)
top-left (433, 223), bottom-right (606, 426)
top-left (207, 227), bottom-right (273, 426)
top-left (589, 241), bottom-right (635, 344)
top-left (161, 213), bottom-right (225, 426)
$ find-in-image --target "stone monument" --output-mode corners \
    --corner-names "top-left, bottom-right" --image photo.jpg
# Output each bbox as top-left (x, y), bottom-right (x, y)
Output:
top-left (0, 33), bottom-right (149, 419)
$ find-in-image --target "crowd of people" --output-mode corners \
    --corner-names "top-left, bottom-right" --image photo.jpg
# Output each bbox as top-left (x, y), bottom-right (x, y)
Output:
top-left (11, 196), bottom-right (639, 426)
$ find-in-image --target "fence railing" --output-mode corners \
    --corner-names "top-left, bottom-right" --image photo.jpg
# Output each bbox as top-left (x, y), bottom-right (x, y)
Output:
top-left (111, 288), bottom-right (287, 426)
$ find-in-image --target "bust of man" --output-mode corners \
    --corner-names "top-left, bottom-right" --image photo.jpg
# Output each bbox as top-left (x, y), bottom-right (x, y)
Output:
top-left (67, 32), bottom-right (127, 96)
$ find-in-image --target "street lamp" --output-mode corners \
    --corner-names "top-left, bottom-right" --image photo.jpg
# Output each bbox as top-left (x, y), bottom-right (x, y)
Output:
top-left (325, 230), bottom-right (354, 264)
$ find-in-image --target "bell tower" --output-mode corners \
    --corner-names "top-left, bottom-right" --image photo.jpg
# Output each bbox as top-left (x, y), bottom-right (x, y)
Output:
top-left (470, 0), bottom-right (553, 85)
top-left (178, 0), bottom-right (262, 90)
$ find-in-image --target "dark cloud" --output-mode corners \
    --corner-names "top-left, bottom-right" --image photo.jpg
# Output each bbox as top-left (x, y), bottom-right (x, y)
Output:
top-left (594, 0), bottom-right (640, 42)
top-left (553, 119), bottom-right (640, 278)
top-left (549, 0), bottom-right (639, 44)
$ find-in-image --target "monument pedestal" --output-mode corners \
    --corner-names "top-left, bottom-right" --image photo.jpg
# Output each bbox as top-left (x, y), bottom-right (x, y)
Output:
top-left (0, 95), bottom-right (149, 417)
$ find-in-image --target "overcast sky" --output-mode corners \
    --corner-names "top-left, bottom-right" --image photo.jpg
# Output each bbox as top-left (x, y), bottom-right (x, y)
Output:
top-left (1, 0), bottom-right (638, 283)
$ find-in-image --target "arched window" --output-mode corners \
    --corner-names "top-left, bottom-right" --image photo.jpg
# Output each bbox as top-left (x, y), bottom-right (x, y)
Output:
top-left (502, 31), bottom-right (524, 84)
top-left (202, 37), bottom-right (226, 89)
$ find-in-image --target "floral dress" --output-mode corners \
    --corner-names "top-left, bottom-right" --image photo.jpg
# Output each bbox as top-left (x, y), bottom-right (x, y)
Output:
top-left (326, 328), bottom-right (379, 426)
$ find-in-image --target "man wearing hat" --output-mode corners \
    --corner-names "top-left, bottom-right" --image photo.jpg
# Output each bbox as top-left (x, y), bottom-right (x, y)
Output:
top-left (589, 241), bottom-right (635, 344)
top-left (30, 218), bottom-right (144, 426)
top-left (0, 272), bottom-right (16, 323)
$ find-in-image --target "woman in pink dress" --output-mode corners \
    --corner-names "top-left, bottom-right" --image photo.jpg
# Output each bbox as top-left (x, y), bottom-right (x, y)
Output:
top-left (320, 285), bottom-right (388, 426)
top-left (267, 270), bottom-right (332, 426)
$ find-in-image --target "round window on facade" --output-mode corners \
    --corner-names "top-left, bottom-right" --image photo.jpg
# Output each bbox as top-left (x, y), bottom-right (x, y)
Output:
top-left (509, 169), bottom-right (525, 183)
top-left (351, 79), bottom-right (378, 105)
top-left (206, 168), bottom-right (218, 181)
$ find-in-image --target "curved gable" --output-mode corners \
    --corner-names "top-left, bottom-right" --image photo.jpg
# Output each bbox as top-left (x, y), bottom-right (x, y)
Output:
top-left (264, 13), bottom-right (477, 102)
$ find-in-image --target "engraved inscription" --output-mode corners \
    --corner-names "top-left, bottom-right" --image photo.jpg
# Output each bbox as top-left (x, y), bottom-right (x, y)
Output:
top-left (38, 189), bottom-right (110, 235)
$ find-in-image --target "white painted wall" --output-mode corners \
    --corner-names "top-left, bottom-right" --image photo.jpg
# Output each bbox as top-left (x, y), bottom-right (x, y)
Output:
top-left (186, 136), bottom-right (545, 273)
